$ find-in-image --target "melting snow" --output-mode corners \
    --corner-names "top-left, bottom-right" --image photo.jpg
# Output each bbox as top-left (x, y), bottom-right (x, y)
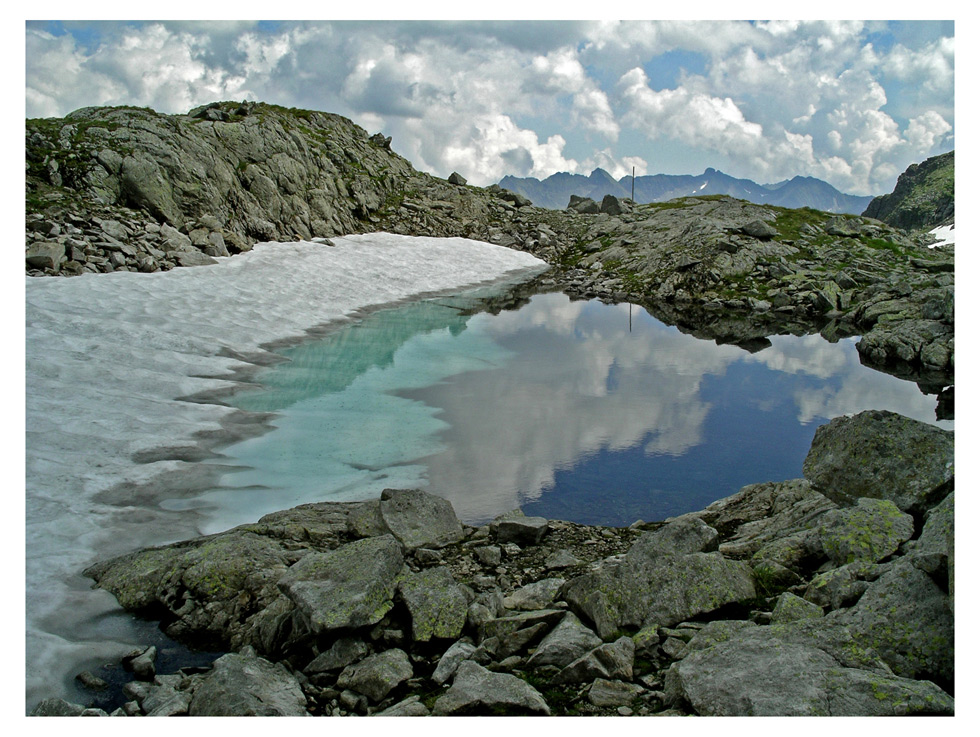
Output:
top-left (24, 234), bottom-right (545, 709)
top-left (928, 223), bottom-right (954, 248)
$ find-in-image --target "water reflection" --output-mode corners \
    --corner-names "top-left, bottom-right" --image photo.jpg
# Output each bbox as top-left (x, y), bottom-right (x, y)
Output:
top-left (184, 291), bottom-right (949, 531)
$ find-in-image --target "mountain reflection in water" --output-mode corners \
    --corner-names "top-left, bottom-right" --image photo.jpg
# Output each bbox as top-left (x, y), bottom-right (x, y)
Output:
top-left (178, 291), bottom-right (949, 531)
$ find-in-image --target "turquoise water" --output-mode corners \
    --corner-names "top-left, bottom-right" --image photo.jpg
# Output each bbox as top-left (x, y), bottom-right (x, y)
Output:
top-left (177, 290), bottom-right (950, 530)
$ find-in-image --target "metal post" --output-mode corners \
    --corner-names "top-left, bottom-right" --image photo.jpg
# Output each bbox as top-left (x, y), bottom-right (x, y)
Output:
top-left (631, 166), bottom-right (635, 202)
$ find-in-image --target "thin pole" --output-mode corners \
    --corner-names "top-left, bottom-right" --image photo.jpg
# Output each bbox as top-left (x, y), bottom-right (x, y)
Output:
top-left (631, 166), bottom-right (635, 202)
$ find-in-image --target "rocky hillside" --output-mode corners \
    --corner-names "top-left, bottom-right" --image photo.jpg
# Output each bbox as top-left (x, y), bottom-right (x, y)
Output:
top-left (862, 151), bottom-right (954, 231)
top-left (25, 102), bottom-right (953, 394)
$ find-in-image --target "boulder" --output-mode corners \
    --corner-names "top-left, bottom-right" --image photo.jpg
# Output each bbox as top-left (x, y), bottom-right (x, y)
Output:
top-left (525, 612), bottom-right (602, 670)
top-left (803, 561), bottom-right (889, 610)
top-left (26, 241), bottom-right (66, 271)
top-left (502, 578), bottom-right (564, 611)
top-left (600, 194), bottom-right (624, 215)
top-left (448, 172), bottom-right (467, 186)
top-left (588, 678), bottom-right (644, 708)
top-left (803, 410), bottom-right (954, 514)
top-left (336, 648), bottom-right (413, 703)
top-left (378, 488), bottom-right (465, 550)
top-left (814, 498), bottom-right (914, 565)
top-left (432, 638), bottom-right (477, 685)
top-left (665, 622), bottom-right (953, 715)
top-left (398, 566), bottom-right (468, 642)
top-left (304, 636), bottom-right (369, 675)
top-left (30, 698), bottom-right (88, 716)
top-left (828, 559), bottom-right (953, 684)
top-left (770, 592), bottom-right (824, 624)
top-left (492, 510), bottom-right (549, 545)
top-left (374, 695), bottom-right (429, 716)
top-left (552, 636), bottom-right (634, 684)
top-left (188, 651), bottom-right (308, 716)
top-left (563, 551), bottom-right (756, 638)
top-left (738, 220), bottom-right (778, 239)
top-left (432, 661), bottom-right (550, 715)
top-left (277, 534), bottom-right (405, 634)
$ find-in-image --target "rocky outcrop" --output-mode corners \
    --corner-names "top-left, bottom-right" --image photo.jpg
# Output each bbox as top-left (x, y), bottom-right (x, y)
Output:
top-left (862, 151), bottom-right (954, 231)
top-left (60, 408), bottom-right (952, 718)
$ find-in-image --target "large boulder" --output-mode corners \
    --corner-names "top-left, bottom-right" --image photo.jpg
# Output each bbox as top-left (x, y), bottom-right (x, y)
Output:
top-left (803, 410), bottom-right (954, 514)
top-left (335, 648), bottom-right (413, 703)
top-left (665, 621), bottom-right (953, 716)
top-left (398, 566), bottom-right (468, 642)
top-left (187, 651), bottom-right (308, 716)
top-left (525, 612), bottom-right (602, 670)
top-left (432, 661), bottom-right (550, 715)
top-left (814, 498), bottom-right (914, 565)
top-left (827, 559), bottom-right (953, 685)
top-left (562, 515), bottom-right (736, 638)
top-left (276, 534), bottom-right (405, 634)
top-left (551, 636), bottom-right (635, 684)
top-left (377, 488), bottom-right (465, 550)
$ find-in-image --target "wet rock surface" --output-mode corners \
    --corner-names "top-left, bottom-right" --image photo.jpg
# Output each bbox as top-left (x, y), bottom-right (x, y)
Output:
top-left (52, 409), bottom-right (954, 717)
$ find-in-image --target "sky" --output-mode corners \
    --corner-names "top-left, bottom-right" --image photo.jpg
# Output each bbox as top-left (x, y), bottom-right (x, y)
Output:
top-left (22, 13), bottom-right (956, 196)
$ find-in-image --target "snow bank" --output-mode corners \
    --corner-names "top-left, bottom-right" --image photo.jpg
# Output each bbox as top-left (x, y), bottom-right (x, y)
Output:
top-left (24, 234), bottom-right (545, 709)
top-left (928, 223), bottom-right (954, 248)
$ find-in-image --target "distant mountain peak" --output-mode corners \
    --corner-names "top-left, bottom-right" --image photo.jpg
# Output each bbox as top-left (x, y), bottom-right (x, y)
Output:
top-left (497, 166), bottom-right (875, 214)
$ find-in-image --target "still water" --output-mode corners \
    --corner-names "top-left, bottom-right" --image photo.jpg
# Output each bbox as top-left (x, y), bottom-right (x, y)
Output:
top-left (170, 290), bottom-right (950, 530)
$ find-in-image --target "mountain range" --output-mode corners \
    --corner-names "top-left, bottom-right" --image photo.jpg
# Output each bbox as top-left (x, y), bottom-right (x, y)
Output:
top-left (499, 167), bottom-right (875, 215)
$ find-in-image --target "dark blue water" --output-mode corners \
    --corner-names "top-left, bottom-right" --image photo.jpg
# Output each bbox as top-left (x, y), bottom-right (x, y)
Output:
top-left (184, 290), bottom-right (949, 531)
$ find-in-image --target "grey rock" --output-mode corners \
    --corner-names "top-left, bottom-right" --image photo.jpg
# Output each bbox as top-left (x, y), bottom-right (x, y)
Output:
top-left (544, 549), bottom-right (583, 570)
top-left (336, 648), bottom-right (413, 703)
top-left (526, 611), bottom-right (602, 670)
top-left (30, 698), bottom-right (88, 716)
top-left (432, 661), bottom-right (550, 715)
top-left (600, 194), bottom-right (624, 215)
top-left (374, 695), bottom-right (429, 716)
top-left (627, 517), bottom-right (719, 562)
top-left (432, 638), bottom-right (477, 685)
top-left (814, 497), bottom-right (914, 565)
top-left (304, 636), bottom-right (370, 674)
top-left (26, 241), bottom-right (66, 271)
top-left (174, 250), bottom-right (217, 267)
top-left (563, 551), bottom-right (756, 638)
top-left (916, 491), bottom-right (954, 605)
top-left (378, 488), bottom-right (465, 550)
top-left (448, 172), bottom-right (467, 186)
top-left (130, 645), bottom-right (157, 681)
top-left (188, 652), bottom-right (308, 716)
top-left (829, 558), bottom-right (953, 684)
top-left (803, 410), bottom-right (954, 514)
top-left (739, 219), bottom-right (778, 239)
top-left (473, 545), bottom-right (502, 567)
top-left (277, 534), bottom-right (405, 634)
top-left (492, 511), bottom-right (549, 545)
top-left (481, 609), bottom-right (565, 641)
top-left (398, 566), bottom-right (468, 642)
top-left (665, 621), bottom-right (953, 715)
top-left (502, 578), bottom-right (564, 611)
top-left (588, 678), bottom-right (644, 708)
top-left (552, 636), bottom-right (634, 684)
top-left (142, 683), bottom-right (191, 716)
top-left (75, 670), bottom-right (109, 690)
top-left (770, 592), bottom-right (824, 624)
top-left (803, 561), bottom-right (889, 610)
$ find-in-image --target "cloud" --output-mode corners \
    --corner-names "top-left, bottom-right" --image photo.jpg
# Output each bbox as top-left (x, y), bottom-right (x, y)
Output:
top-left (24, 20), bottom-right (953, 194)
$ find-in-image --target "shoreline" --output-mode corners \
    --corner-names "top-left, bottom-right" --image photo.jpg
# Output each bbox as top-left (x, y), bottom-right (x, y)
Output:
top-left (56, 405), bottom-right (954, 716)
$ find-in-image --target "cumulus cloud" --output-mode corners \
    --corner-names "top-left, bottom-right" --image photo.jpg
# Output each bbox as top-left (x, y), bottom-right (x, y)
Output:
top-left (25, 20), bottom-right (953, 194)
